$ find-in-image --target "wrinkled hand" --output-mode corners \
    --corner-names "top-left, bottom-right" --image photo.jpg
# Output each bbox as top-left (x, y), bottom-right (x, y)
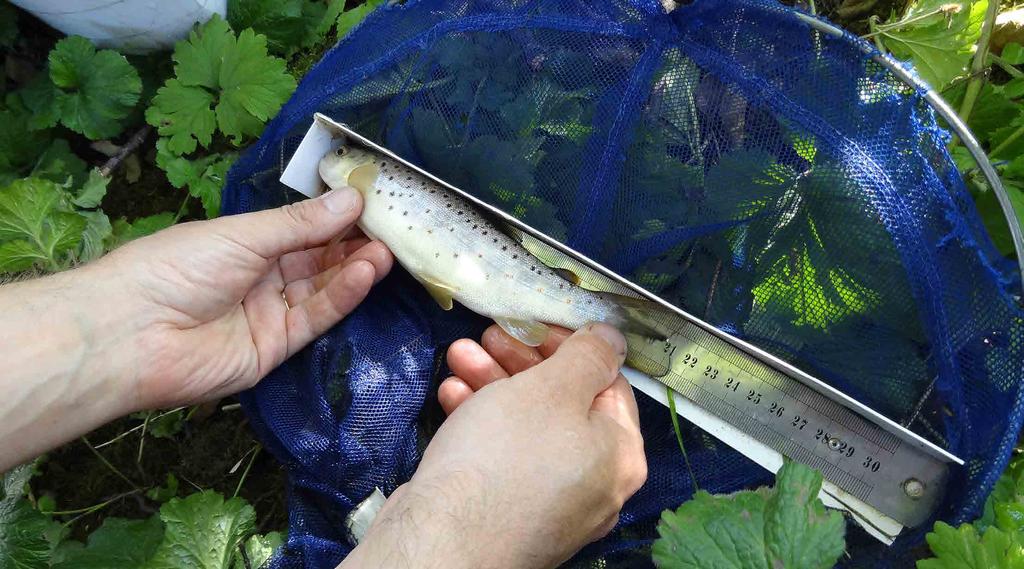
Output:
top-left (94, 187), bottom-right (392, 410)
top-left (343, 323), bottom-right (648, 569)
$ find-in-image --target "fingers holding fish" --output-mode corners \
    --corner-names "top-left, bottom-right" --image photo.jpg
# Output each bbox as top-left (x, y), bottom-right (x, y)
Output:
top-left (527, 323), bottom-right (627, 409)
top-left (282, 240), bottom-right (392, 307)
top-left (447, 338), bottom-right (510, 387)
top-left (437, 377), bottom-right (473, 415)
top-left (283, 259), bottom-right (378, 358)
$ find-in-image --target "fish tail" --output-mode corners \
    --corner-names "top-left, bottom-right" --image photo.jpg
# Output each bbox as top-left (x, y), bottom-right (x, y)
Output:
top-left (596, 292), bottom-right (681, 378)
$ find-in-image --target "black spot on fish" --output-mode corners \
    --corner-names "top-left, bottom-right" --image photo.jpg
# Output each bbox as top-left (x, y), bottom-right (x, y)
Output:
top-left (559, 284), bottom-right (564, 289)
top-left (472, 224), bottom-right (478, 229)
top-left (482, 231), bottom-right (488, 235)
top-left (529, 266), bottom-right (535, 272)
top-left (388, 176), bottom-right (394, 181)
top-left (376, 189), bottom-right (381, 194)
top-left (456, 210), bottom-right (463, 215)
top-left (450, 227), bottom-right (455, 232)
top-left (388, 205), bottom-right (394, 210)
top-left (478, 254), bottom-right (483, 258)
top-left (435, 253), bottom-right (440, 258)
top-left (501, 245), bottom-right (506, 250)
top-left (445, 203), bottom-right (451, 208)
top-left (389, 191), bottom-right (395, 197)
top-left (512, 254), bottom-right (518, 259)
top-left (408, 226), bottom-right (413, 230)
top-left (453, 253), bottom-right (459, 258)
top-left (403, 211), bottom-right (408, 216)
top-left (430, 189), bottom-right (436, 193)
top-left (406, 176), bottom-right (412, 181)
top-left (425, 209), bottom-right (431, 213)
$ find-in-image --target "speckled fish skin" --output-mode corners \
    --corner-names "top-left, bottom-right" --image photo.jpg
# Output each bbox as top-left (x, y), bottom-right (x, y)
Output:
top-left (319, 145), bottom-right (632, 342)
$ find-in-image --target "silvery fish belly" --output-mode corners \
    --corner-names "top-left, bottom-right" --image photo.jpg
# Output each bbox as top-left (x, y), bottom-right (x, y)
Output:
top-left (319, 145), bottom-right (641, 347)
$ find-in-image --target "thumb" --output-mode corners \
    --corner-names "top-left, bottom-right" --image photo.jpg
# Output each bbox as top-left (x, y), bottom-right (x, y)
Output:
top-left (214, 187), bottom-right (363, 258)
top-left (527, 323), bottom-right (627, 408)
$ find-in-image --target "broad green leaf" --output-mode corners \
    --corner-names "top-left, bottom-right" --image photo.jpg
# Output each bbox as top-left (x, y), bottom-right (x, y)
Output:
top-left (232, 532), bottom-right (283, 569)
top-left (145, 491), bottom-right (257, 569)
top-left (146, 80), bottom-right (217, 155)
top-left (652, 462), bottom-right (844, 569)
top-left (1003, 42), bottom-right (1024, 65)
top-left (966, 84), bottom-right (1021, 144)
top-left (174, 15), bottom-right (234, 90)
top-left (0, 3), bottom-right (17, 48)
top-left (336, 0), bottom-right (385, 38)
top-left (0, 240), bottom-right (47, 273)
top-left (216, 28), bottom-right (296, 143)
top-left (228, 0), bottom-right (311, 55)
top-left (0, 178), bottom-right (63, 243)
top-left (20, 73), bottom-right (61, 132)
top-left (763, 462), bottom-right (845, 569)
top-left (73, 170), bottom-right (110, 209)
top-left (0, 465), bottom-right (65, 569)
top-left (77, 210), bottom-right (112, 263)
top-left (110, 213), bottom-right (176, 248)
top-left (30, 139), bottom-right (88, 188)
top-left (52, 516), bottom-right (164, 569)
top-left (1004, 78), bottom-right (1024, 99)
top-left (0, 178), bottom-right (87, 273)
top-left (880, 0), bottom-right (987, 90)
top-left (318, 0), bottom-right (349, 36)
top-left (973, 180), bottom-right (1024, 256)
top-left (917, 523), bottom-right (1024, 568)
top-left (48, 36), bottom-right (142, 140)
top-left (156, 141), bottom-right (236, 218)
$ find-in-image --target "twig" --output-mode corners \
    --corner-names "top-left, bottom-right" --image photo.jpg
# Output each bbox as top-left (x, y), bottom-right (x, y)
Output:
top-left (49, 489), bottom-right (142, 517)
top-left (81, 436), bottom-right (141, 492)
top-left (957, 0), bottom-right (1001, 125)
top-left (95, 407), bottom-right (186, 449)
top-left (99, 125), bottom-right (152, 178)
top-left (137, 411), bottom-right (151, 464)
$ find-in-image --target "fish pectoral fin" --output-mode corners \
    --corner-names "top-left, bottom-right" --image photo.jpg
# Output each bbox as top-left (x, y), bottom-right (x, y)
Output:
top-left (348, 163), bottom-right (380, 194)
top-left (624, 333), bottom-right (672, 378)
top-left (420, 277), bottom-right (457, 311)
top-left (495, 318), bottom-right (550, 347)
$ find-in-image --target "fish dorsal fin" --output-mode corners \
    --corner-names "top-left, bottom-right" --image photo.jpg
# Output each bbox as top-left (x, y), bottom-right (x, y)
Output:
top-left (420, 276), bottom-right (457, 311)
top-left (348, 163), bottom-right (380, 194)
top-left (495, 317), bottom-right (550, 347)
top-left (500, 223), bottom-right (631, 295)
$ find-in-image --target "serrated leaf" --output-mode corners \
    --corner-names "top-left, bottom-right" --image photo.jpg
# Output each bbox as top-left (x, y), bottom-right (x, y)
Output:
top-left (146, 474), bottom-right (180, 504)
top-left (146, 80), bottom-right (217, 155)
top-left (0, 178), bottom-right (87, 273)
top-left (78, 210), bottom-right (112, 263)
top-left (917, 523), bottom-right (1024, 568)
top-left (20, 73), bottom-right (60, 132)
top-left (967, 84), bottom-right (1021, 144)
top-left (0, 178), bottom-right (63, 242)
top-left (155, 140), bottom-right (235, 218)
top-left (48, 36), bottom-right (142, 140)
top-left (174, 16), bottom-right (234, 90)
top-left (653, 462), bottom-right (844, 569)
top-left (145, 491), bottom-right (257, 569)
top-left (216, 29), bottom-right (296, 143)
top-left (880, 0), bottom-right (987, 90)
top-left (0, 465), bottom-right (65, 569)
top-left (1005, 78), bottom-right (1024, 99)
top-left (0, 108), bottom-right (52, 186)
top-left (1003, 42), bottom-right (1024, 64)
top-left (233, 532), bottom-right (283, 569)
top-left (318, 0), bottom-right (348, 36)
top-left (52, 516), bottom-right (164, 569)
top-left (73, 170), bottom-right (109, 209)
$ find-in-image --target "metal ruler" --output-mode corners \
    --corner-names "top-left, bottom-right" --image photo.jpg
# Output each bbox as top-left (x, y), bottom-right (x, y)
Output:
top-left (296, 114), bottom-right (964, 544)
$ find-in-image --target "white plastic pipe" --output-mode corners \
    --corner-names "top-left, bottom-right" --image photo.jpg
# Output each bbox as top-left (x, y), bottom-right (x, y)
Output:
top-left (10, 0), bottom-right (226, 54)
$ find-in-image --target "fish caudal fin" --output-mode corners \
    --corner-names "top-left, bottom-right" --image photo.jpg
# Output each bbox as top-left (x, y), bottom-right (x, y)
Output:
top-left (495, 318), bottom-right (550, 347)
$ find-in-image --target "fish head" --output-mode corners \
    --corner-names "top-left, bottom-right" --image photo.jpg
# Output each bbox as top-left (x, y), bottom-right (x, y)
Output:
top-left (319, 145), bottom-right (376, 192)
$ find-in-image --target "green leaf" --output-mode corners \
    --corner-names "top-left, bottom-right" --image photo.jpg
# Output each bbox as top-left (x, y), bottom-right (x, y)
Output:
top-left (652, 462), bottom-right (844, 569)
top-left (145, 491), bottom-right (257, 569)
top-left (1004, 78), bottom-right (1024, 99)
top-left (232, 532), bottom-right (283, 569)
top-left (78, 210), bottom-right (112, 263)
top-left (20, 73), bottom-right (61, 132)
top-left (318, 0), bottom-right (348, 36)
top-left (880, 0), bottom-right (987, 90)
top-left (73, 170), bottom-right (110, 209)
top-left (0, 108), bottom-right (52, 186)
top-left (47, 36), bottom-right (142, 140)
top-left (1003, 42), bottom-right (1024, 65)
top-left (146, 80), bottom-right (217, 156)
top-left (973, 180), bottom-right (1024, 256)
top-left (146, 474), bottom-right (180, 504)
top-left (228, 0), bottom-right (310, 55)
top-left (336, 0), bottom-right (385, 38)
top-left (156, 140), bottom-right (235, 218)
top-left (110, 213), bottom-right (176, 248)
top-left (52, 516), bottom-right (164, 569)
top-left (0, 465), bottom-right (66, 569)
top-left (215, 28), bottom-right (296, 143)
top-left (0, 2), bottom-right (18, 48)
top-left (966, 84), bottom-right (1021, 144)
top-left (30, 139), bottom-right (88, 188)
top-left (0, 178), bottom-right (87, 273)
top-left (917, 523), bottom-right (1024, 568)
top-left (147, 15), bottom-right (294, 152)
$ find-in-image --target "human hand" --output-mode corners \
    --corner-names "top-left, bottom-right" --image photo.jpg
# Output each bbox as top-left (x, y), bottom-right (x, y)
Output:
top-left (92, 186), bottom-right (393, 410)
top-left (343, 323), bottom-right (647, 569)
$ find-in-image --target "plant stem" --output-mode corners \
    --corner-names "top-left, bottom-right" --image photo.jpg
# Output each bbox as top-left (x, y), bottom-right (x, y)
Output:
top-left (866, 17), bottom-right (887, 53)
top-left (991, 122), bottom-right (1024, 157)
top-left (99, 125), bottom-right (152, 178)
top-left (94, 407), bottom-right (186, 448)
top-left (81, 436), bottom-right (141, 492)
top-left (137, 411), bottom-right (151, 464)
top-left (989, 53), bottom-right (1024, 79)
top-left (49, 489), bottom-right (141, 517)
top-left (233, 445), bottom-right (261, 498)
top-left (173, 193), bottom-right (192, 223)
top-left (957, 0), bottom-right (1001, 124)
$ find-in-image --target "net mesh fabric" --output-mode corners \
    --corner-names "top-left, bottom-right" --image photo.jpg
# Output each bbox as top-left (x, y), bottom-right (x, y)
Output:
top-left (221, 0), bottom-right (1024, 566)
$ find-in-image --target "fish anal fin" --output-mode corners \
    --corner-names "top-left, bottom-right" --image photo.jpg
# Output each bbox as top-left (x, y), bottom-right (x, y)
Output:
top-left (420, 277), bottom-right (456, 311)
top-left (624, 333), bottom-right (672, 378)
top-left (349, 163), bottom-right (380, 194)
top-left (495, 318), bottom-right (550, 347)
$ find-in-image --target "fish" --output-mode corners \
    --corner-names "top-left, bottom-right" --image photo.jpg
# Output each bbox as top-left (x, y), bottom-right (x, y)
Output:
top-left (318, 144), bottom-right (672, 373)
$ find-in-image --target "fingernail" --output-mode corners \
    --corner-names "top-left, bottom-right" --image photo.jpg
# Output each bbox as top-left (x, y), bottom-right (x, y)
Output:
top-left (320, 186), bottom-right (358, 214)
top-left (586, 323), bottom-right (627, 360)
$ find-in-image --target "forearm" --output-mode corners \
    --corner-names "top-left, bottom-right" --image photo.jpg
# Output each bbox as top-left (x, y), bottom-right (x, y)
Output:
top-left (0, 265), bottom-right (139, 471)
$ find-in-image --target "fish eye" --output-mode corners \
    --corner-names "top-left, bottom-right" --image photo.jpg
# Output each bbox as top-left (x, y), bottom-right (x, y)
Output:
top-left (335, 146), bottom-right (349, 157)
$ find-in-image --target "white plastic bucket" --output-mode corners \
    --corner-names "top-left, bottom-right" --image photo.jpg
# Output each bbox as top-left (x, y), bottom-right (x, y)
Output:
top-left (10, 0), bottom-right (226, 53)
